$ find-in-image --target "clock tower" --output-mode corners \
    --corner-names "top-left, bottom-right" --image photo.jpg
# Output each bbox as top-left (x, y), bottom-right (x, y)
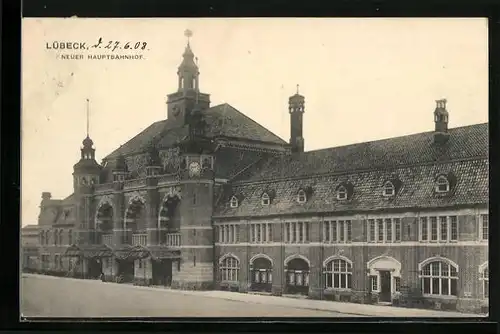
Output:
top-left (166, 30), bottom-right (210, 127)
top-left (173, 102), bottom-right (216, 289)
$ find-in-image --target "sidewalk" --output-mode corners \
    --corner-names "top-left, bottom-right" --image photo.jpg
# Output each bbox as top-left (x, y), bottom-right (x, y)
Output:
top-left (22, 274), bottom-right (484, 318)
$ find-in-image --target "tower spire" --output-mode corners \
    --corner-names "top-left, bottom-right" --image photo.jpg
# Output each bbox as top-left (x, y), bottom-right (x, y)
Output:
top-left (184, 29), bottom-right (193, 46)
top-left (86, 98), bottom-right (90, 137)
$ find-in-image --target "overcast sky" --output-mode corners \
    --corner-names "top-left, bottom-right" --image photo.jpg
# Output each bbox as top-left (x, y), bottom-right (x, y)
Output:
top-left (21, 18), bottom-right (488, 226)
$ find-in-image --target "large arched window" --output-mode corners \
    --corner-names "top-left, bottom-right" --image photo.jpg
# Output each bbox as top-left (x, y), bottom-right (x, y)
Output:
top-left (219, 255), bottom-right (240, 282)
top-left (383, 181), bottom-right (395, 197)
top-left (420, 259), bottom-right (458, 296)
top-left (285, 255), bottom-right (310, 295)
top-left (324, 257), bottom-right (352, 289)
top-left (435, 175), bottom-right (450, 193)
top-left (250, 255), bottom-right (273, 292)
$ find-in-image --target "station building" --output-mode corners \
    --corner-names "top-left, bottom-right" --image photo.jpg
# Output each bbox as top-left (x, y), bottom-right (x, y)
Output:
top-left (35, 37), bottom-right (488, 313)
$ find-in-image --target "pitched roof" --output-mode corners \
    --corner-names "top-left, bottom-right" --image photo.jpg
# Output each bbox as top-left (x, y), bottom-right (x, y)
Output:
top-left (104, 103), bottom-right (286, 160)
top-left (235, 123), bottom-right (488, 182)
top-left (214, 158), bottom-right (488, 218)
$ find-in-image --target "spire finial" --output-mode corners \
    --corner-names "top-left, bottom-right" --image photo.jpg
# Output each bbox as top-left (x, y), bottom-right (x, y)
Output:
top-left (86, 98), bottom-right (90, 137)
top-left (184, 29), bottom-right (193, 45)
top-left (296, 84), bottom-right (300, 95)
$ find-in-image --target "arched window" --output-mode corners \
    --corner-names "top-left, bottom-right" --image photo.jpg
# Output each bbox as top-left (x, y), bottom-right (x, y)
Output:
top-left (383, 181), bottom-right (395, 197)
top-left (420, 260), bottom-right (458, 296)
top-left (480, 264), bottom-right (489, 299)
top-left (219, 255), bottom-right (239, 282)
top-left (297, 189), bottom-right (307, 204)
top-left (324, 258), bottom-right (352, 289)
top-left (250, 256), bottom-right (273, 292)
top-left (435, 175), bottom-right (450, 193)
top-left (261, 193), bottom-right (270, 206)
top-left (337, 186), bottom-right (348, 200)
top-left (230, 196), bottom-right (239, 208)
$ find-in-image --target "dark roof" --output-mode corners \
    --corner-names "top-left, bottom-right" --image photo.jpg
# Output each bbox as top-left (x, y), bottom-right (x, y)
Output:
top-left (104, 103), bottom-right (286, 160)
top-left (235, 123), bottom-right (488, 182)
top-left (215, 123), bottom-right (488, 218)
top-left (214, 158), bottom-right (488, 218)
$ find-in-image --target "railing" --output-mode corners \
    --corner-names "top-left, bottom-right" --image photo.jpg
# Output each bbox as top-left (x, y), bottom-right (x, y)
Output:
top-left (132, 233), bottom-right (147, 246)
top-left (94, 182), bottom-right (115, 193)
top-left (123, 177), bottom-right (147, 190)
top-left (165, 233), bottom-right (181, 247)
top-left (102, 234), bottom-right (113, 246)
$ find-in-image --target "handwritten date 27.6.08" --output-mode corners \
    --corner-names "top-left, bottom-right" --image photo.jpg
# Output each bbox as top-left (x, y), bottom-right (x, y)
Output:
top-left (92, 38), bottom-right (148, 52)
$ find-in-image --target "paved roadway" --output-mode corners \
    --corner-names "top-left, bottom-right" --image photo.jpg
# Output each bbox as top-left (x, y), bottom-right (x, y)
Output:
top-left (21, 275), bottom-right (353, 317)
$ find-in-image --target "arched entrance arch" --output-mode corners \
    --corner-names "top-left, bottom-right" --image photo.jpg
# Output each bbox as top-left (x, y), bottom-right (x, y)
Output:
top-left (250, 254), bottom-right (273, 292)
top-left (367, 255), bottom-right (402, 303)
top-left (95, 201), bottom-right (114, 245)
top-left (124, 196), bottom-right (147, 245)
top-left (157, 194), bottom-right (181, 245)
top-left (284, 254), bottom-right (310, 296)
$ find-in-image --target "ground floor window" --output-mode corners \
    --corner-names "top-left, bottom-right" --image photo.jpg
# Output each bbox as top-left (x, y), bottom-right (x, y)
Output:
top-left (285, 257), bottom-right (310, 295)
top-left (324, 258), bottom-right (352, 289)
top-left (220, 255), bottom-right (239, 282)
top-left (420, 260), bottom-right (458, 296)
top-left (481, 266), bottom-right (489, 299)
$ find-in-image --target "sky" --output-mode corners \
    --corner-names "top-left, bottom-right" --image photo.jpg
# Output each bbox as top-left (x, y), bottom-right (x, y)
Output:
top-left (21, 18), bottom-right (488, 226)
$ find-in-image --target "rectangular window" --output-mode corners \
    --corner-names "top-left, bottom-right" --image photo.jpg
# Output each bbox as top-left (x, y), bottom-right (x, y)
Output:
top-left (482, 214), bottom-right (489, 241)
top-left (304, 222), bottom-right (309, 242)
top-left (235, 225), bottom-right (239, 243)
top-left (298, 222), bottom-right (303, 243)
top-left (346, 221), bottom-right (352, 242)
top-left (285, 223), bottom-right (290, 243)
top-left (332, 221), bottom-right (337, 243)
top-left (420, 217), bottom-right (428, 241)
top-left (394, 218), bottom-right (401, 242)
top-left (268, 224), bottom-right (272, 242)
top-left (377, 219), bottom-right (384, 242)
top-left (226, 225), bottom-right (230, 243)
top-left (440, 217), bottom-right (448, 241)
top-left (394, 277), bottom-right (401, 292)
top-left (263, 224), bottom-right (268, 243)
top-left (257, 224), bottom-right (261, 243)
top-left (450, 216), bottom-right (458, 241)
top-left (291, 222), bottom-right (296, 243)
top-left (385, 218), bottom-right (392, 242)
top-left (324, 222), bottom-right (330, 242)
top-left (430, 217), bottom-right (438, 241)
top-left (221, 226), bottom-right (226, 243)
top-left (339, 221), bottom-right (345, 242)
top-left (369, 219), bottom-right (375, 242)
top-left (371, 275), bottom-right (378, 292)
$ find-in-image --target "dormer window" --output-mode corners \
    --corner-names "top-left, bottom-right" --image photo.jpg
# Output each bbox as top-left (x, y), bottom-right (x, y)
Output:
top-left (383, 181), bottom-right (395, 197)
top-left (230, 196), bottom-right (239, 208)
top-left (435, 175), bottom-right (450, 193)
top-left (297, 189), bottom-right (307, 204)
top-left (261, 193), bottom-right (270, 206)
top-left (337, 186), bottom-right (348, 200)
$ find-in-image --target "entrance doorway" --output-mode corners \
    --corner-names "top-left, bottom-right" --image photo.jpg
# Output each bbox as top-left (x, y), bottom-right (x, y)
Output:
top-left (379, 270), bottom-right (392, 302)
top-left (116, 259), bottom-right (135, 283)
top-left (152, 259), bottom-right (173, 286)
top-left (87, 258), bottom-right (102, 279)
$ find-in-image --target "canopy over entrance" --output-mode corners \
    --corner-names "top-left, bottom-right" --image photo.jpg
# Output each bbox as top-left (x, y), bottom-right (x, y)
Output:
top-left (63, 244), bottom-right (113, 258)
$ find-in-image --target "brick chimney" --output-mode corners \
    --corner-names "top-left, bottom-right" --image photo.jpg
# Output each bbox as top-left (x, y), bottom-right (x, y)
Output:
top-left (434, 98), bottom-right (450, 144)
top-left (41, 192), bottom-right (52, 200)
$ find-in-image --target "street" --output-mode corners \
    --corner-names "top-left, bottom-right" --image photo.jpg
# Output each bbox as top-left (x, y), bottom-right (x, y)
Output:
top-left (21, 274), bottom-right (355, 317)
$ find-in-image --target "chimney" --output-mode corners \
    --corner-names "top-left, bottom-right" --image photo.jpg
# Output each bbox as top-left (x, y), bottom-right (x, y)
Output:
top-left (434, 98), bottom-right (450, 144)
top-left (289, 86), bottom-right (305, 153)
top-left (41, 192), bottom-right (52, 200)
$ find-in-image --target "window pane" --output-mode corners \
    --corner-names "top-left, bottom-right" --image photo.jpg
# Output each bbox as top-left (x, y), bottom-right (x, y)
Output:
top-left (332, 222), bottom-right (337, 242)
top-left (450, 216), bottom-right (458, 241)
top-left (305, 222), bottom-right (309, 242)
top-left (395, 219), bottom-right (401, 241)
top-left (371, 276), bottom-right (378, 291)
top-left (440, 217), bottom-right (448, 241)
top-left (347, 274), bottom-right (352, 288)
top-left (340, 274), bottom-right (346, 288)
top-left (339, 221), bottom-right (345, 242)
top-left (421, 217), bottom-right (428, 241)
top-left (423, 277), bottom-right (430, 294)
top-left (334, 273), bottom-right (339, 288)
top-left (431, 217), bottom-right (438, 241)
top-left (346, 221), bottom-right (352, 242)
top-left (441, 278), bottom-right (449, 295)
top-left (325, 223), bottom-right (330, 242)
top-left (377, 219), bottom-right (384, 242)
top-left (450, 279), bottom-right (457, 296)
top-left (369, 220), bottom-right (375, 242)
top-left (484, 281), bottom-right (489, 298)
top-left (432, 278), bottom-right (440, 295)
top-left (386, 219), bottom-right (392, 242)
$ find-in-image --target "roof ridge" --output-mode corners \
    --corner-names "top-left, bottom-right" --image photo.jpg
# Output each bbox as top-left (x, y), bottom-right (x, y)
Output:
top-left (303, 122), bottom-right (487, 154)
top-left (208, 103), bottom-right (287, 145)
top-left (232, 155), bottom-right (488, 186)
